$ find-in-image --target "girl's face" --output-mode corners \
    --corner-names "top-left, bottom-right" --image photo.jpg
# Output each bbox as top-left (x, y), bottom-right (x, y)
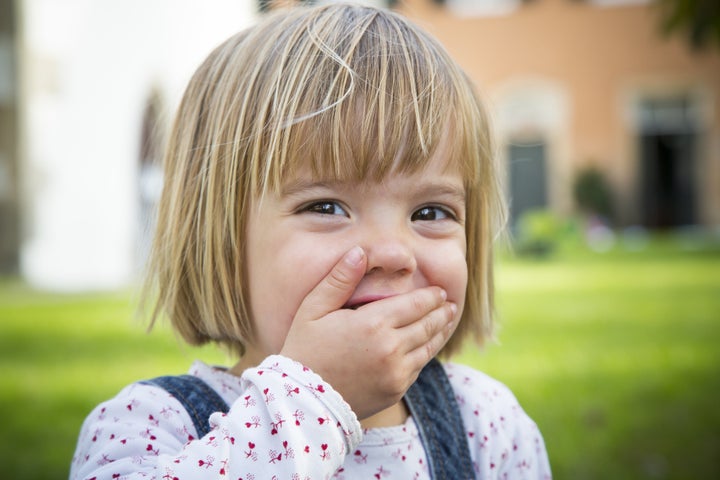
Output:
top-left (243, 151), bottom-right (468, 364)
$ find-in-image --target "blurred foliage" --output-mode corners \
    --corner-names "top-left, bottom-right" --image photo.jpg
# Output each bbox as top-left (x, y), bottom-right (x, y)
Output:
top-left (573, 167), bottom-right (615, 222)
top-left (655, 0), bottom-right (720, 49)
top-left (469, 234), bottom-right (720, 479)
top-left (510, 209), bottom-right (577, 257)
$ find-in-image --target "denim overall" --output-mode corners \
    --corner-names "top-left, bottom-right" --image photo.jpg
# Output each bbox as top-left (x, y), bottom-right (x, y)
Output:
top-left (143, 358), bottom-right (474, 479)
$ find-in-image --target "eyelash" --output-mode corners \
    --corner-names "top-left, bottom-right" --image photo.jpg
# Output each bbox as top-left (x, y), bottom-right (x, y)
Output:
top-left (300, 200), bottom-right (348, 217)
top-left (411, 205), bottom-right (458, 222)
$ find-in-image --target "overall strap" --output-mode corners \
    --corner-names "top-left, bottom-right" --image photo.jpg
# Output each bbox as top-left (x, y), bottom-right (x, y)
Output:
top-left (404, 358), bottom-right (475, 479)
top-left (141, 375), bottom-right (229, 438)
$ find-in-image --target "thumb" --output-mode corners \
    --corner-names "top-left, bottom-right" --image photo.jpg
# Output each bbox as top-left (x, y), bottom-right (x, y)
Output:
top-left (295, 246), bottom-right (366, 321)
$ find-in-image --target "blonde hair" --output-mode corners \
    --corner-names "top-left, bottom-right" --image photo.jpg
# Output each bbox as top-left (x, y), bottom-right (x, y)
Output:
top-left (146, 3), bottom-right (505, 358)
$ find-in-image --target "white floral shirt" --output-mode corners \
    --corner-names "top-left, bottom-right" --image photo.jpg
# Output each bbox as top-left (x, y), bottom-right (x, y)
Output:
top-left (71, 355), bottom-right (551, 479)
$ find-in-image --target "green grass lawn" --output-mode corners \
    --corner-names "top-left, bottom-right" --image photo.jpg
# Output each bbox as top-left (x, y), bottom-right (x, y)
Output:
top-left (1, 236), bottom-right (719, 479)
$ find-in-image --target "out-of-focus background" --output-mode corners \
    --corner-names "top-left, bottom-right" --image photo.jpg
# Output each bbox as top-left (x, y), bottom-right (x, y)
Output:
top-left (0, 0), bottom-right (718, 478)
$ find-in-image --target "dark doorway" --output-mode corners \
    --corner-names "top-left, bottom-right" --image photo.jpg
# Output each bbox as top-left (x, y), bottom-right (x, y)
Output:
top-left (508, 141), bottom-right (548, 226)
top-left (640, 133), bottom-right (696, 228)
top-left (638, 98), bottom-right (697, 229)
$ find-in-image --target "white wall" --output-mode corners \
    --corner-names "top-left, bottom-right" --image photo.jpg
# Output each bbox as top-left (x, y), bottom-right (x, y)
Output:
top-left (19, 0), bottom-right (257, 290)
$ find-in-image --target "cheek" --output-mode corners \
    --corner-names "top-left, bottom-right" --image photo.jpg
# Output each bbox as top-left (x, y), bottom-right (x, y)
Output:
top-left (248, 236), bottom-right (348, 352)
top-left (426, 242), bottom-right (468, 313)
top-left (447, 256), bottom-right (468, 309)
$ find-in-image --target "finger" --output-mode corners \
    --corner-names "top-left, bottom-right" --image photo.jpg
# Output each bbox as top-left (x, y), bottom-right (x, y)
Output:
top-left (399, 302), bottom-right (456, 354)
top-left (405, 306), bottom-right (457, 366)
top-left (294, 246), bottom-right (367, 321)
top-left (361, 286), bottom-right (447, 328)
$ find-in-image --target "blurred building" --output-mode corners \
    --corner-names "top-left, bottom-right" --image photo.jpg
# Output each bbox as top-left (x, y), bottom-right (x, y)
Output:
top-left (1, 0), bottom-right (719, 290)
top-left (396, 0), bottom-right (720, 228)
top-left (0, 0), bottom-right (257, 289)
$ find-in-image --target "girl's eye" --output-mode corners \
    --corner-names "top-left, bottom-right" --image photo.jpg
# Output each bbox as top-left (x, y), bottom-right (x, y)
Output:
top-left (411, 206), bottom-right (455, 222)
top-left (302, 201), bottom-right (348, 217)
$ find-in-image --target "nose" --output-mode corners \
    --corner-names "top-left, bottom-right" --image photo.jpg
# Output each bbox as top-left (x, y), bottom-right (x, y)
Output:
top-left (362, 227), bottom-right (417, 277)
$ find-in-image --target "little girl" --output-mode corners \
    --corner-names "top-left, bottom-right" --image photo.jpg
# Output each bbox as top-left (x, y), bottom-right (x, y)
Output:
top-left (71, 3), bottom-right (551, 479)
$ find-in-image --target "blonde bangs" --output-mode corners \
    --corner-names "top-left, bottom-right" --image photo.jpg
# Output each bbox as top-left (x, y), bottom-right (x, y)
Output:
top-left (247, 5), bottom-right (482, 192)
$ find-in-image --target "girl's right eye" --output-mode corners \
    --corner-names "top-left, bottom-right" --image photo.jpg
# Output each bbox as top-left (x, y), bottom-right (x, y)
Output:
top-left (301, 201), bottom-right (348, 217)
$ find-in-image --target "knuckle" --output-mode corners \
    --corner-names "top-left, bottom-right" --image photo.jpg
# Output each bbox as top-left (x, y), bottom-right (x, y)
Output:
top-left (410, 291), bottom-right (431, 314)
top-left (363, 315), bottom-right (384, 337)
top-left (423, 313), bottom-right (437, 340)
top-left (377, 337), bottom-right (400, 359)
top-left (383, 368), bottom-right (408, 398)
top-left (326, 267), bottom-right (354, 291)
top-left (424, 341), bottom-right (436, 363)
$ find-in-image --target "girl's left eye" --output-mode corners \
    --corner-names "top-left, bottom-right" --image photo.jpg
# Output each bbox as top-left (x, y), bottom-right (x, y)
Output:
top-left (302, 201), bottom-right (348, 216)
top-left (411, 206), bottom-right (456, 222)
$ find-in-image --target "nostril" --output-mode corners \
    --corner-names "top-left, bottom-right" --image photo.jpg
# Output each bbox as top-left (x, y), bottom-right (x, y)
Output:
top-left (366, 266), bottom-right (382, 275)
top-left (364, 245), bottom-right (417, 276)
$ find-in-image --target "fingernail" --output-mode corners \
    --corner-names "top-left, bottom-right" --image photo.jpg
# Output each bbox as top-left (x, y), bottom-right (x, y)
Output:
top-left (439, 289), bottom-right (447, 301)
top-left (345, 246), bottom-right (364, 266)
top-left (448, 302), bottom-right (457, 316)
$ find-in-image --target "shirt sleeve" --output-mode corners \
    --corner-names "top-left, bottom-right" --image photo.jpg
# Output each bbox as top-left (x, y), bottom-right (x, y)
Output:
top-left (445, 363), bottom-right (552, 479)
top-left (70, 355), bottom-right (362, 480)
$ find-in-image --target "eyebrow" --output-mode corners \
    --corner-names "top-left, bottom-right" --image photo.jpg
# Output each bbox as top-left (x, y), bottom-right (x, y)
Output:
top-left (411, 182), bottom-right (467, 204)
top-left (279, 179), bottom-right (335, 198)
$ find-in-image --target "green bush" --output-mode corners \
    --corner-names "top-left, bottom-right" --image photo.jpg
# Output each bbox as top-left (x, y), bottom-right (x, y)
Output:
top-left (573, 167), bottom-right (615, 221)
top-left (512, 209), bottom-right (571, 257)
